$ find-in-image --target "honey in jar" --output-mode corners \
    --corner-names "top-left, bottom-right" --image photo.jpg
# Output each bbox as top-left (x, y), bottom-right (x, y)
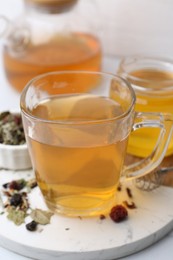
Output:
top-left (115, 56), bottom-right (173, 157)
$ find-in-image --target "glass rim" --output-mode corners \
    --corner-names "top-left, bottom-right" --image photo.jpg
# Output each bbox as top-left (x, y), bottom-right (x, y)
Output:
top-left (119, 56), bottom-right (173, 94)
top-left (20, 70), bottom-right (136, 125)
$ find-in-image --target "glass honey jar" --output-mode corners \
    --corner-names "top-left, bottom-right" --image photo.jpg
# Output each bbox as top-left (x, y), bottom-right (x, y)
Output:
top-left (1, 0), bottom-right (102, 92)
top-left (116, 56), bottom-right (173, 158)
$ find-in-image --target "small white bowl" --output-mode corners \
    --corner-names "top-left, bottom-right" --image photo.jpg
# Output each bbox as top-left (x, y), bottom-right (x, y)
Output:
top-left (0, 142), bottom-right (32, 170)
top-left (0, 111), bottom-right (32, 170)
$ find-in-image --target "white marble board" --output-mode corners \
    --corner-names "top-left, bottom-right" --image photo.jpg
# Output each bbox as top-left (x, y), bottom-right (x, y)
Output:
top-left (0, 169), bottom-right (173, 260)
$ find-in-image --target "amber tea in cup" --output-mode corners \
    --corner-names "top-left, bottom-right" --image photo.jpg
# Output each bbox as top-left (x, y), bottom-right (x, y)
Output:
top-left (20, 71), bottom-right (173, 217)
top-left (117, 56), bottom-right (173, 157)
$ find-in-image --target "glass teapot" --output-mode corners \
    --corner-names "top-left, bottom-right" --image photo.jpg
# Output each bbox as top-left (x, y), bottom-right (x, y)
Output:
top-left (0, 0), bottom-right (102, 92)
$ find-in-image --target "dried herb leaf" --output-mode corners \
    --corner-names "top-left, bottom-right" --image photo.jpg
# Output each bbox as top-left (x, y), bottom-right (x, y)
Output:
top-left (31, 209), bottom-right (53, 225)
top-left (7, 207), bottom-right (26, 225)
top-left (26, 179), bottom-right (37, 192)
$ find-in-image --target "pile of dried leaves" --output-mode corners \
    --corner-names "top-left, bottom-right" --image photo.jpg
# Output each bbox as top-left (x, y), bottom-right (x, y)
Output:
top-left (0, 178), bottom-right (137, 230)
top-left (1, 178), bottom-right (54, 231)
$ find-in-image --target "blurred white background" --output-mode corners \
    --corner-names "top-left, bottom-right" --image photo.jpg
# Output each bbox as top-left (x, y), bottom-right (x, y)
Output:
top-left (0, 0), bottom-right (173, 111)
top-left (1, 0), bottom-right (173, 58)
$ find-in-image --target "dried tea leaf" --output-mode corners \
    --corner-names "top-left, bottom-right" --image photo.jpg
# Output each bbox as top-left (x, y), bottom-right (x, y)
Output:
top-left (0, 111), bottom-right (26, 145)
top-left (0, 111), bottom-right (10, 121)
top-left (7, 207), bottom-right (26, 226)
top-left (30, 209), bottom-right (53, 225)
top-left (26, 179), bottom-right (37, 192)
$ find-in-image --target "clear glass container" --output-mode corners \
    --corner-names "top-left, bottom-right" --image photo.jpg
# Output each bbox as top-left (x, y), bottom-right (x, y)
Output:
top-left (117, 56), bottom-right (173, 158)
top-left (1, 0), bottom-right (102, 92)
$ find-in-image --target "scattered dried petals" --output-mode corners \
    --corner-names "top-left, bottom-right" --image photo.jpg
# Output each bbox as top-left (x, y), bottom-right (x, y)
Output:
top-left (126, 187), bottom-right (133, 198)
top-left (123, 200), bottom-right (137, 209)
top-left (1, 178), bottom-right (53, 230)
top-left (100, 214), bottom-right (106, 220)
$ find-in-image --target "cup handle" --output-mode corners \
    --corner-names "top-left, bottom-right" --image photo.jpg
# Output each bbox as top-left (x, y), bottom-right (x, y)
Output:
top-left (123, 112), bottom-right (173, 180)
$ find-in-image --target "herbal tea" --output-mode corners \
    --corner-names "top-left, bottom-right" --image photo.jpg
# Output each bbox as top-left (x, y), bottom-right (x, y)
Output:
top-left (3, 33), bottom-right (101, 92)
top-left (116, 68), bottom-right (173, 157)
top-left (28, 94), bottom-right (128, 216)
top-left (21, 71), bottom-right (173, 216)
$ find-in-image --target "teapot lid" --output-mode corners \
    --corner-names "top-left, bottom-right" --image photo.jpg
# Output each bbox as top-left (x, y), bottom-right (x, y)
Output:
top-left (24, 0), bottom-right (79, 14)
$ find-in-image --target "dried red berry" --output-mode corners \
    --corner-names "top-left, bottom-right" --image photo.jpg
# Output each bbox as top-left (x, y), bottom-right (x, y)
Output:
top-left (109, 205), bottom-right (128, 223)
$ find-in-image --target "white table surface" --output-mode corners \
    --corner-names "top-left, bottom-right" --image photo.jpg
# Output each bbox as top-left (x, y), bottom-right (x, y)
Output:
top-left (1, 1), bottom-right (173, 259)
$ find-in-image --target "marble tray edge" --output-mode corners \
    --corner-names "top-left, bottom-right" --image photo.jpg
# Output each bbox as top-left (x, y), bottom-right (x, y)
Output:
top-left (0, 219), bottom-right (173, 260)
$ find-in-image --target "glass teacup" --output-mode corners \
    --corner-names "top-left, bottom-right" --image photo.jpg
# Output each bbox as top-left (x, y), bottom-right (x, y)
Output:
top-left (20, 71), bottom-right (173, 217)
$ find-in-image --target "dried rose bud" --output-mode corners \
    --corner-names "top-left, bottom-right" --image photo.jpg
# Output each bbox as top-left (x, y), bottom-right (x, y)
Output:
top-left (9, 179), bottom-right (26, 191)
top-left (9, 181), bottom-right (21, 190)
top-left (109, 205), bottom-right (128, 223)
